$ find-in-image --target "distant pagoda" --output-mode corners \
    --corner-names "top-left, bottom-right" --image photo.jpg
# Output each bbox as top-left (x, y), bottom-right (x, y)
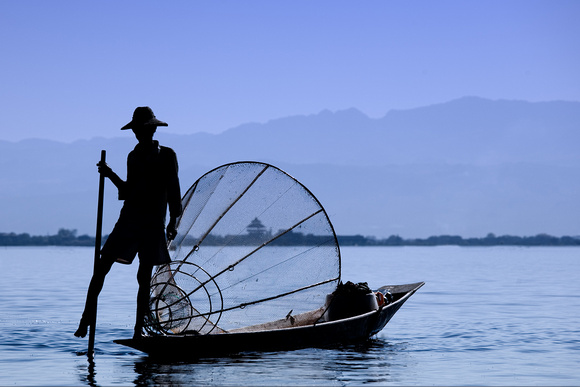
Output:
top-left (246, 217), bottom-right (267, 236)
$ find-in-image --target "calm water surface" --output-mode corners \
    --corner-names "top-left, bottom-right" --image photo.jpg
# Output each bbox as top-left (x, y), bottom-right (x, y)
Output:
top-left (1, 246), bottom-right (579, 385)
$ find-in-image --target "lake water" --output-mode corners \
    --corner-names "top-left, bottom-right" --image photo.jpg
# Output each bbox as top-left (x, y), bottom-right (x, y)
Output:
top-left (1, 246), bottom-right (579, 385)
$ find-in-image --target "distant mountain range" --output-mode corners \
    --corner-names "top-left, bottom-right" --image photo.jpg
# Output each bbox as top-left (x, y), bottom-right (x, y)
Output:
top-left (1, 97), bottom-right (579, 238)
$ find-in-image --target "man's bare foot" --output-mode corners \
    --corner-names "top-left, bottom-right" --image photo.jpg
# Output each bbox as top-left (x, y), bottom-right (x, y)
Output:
top-left (74, 320), bottom-right (89, 338)
top-left (133, 329), bottom-right (149, 340)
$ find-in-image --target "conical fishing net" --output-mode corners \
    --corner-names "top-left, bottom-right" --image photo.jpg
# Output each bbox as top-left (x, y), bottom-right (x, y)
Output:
top-left (145, 162), bottom-right (341, 335)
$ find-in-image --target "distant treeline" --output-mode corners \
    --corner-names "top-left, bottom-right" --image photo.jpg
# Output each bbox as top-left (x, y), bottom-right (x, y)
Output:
top-left (1, 229), bottom-right (579, 247)
top-left (338, 233), bottom-right (580, 246)
top-left (0, 229), bottom-right (101, 246)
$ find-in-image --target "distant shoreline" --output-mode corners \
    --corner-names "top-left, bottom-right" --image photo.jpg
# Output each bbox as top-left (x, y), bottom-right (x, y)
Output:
top-left (337, 233), bottom-right (580, 247)
top-left (1, 229), bottom-right (579, 247)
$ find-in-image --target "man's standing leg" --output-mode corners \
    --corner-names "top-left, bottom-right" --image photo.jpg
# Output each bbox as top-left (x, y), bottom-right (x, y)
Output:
top-left (134, 261), bottom-right (153, 338)
top-left (75, 254), bottom-right (116, 337)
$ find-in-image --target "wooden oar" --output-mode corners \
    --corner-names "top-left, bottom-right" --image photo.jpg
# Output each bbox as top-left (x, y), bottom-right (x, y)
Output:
top-left (88, 150), bottom-right (106, 356)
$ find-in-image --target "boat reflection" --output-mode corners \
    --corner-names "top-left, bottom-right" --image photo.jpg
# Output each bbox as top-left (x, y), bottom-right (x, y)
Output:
top-left (129, 338), bottom-right (406, 386)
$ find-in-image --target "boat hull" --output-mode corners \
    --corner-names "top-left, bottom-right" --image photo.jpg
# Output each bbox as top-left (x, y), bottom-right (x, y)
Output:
top-left (115, 282), bottom-right (424, 359)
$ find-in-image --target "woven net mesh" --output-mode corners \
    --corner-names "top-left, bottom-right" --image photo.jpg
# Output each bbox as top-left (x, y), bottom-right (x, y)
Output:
top-left (145, 162), bottom-right (341, 335)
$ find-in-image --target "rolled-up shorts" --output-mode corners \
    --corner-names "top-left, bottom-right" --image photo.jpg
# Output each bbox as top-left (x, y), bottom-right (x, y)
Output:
top-left (101, 218), bottom-right (171, 266)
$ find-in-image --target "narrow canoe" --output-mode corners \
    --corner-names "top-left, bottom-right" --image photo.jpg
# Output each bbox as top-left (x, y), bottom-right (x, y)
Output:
top-left (115, 282), bottom-right (424, 359)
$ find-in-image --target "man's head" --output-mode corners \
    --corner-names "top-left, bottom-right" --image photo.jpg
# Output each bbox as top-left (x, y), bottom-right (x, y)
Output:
top-left (121, 106), bottom-right (167, 144)
top-left (121, 106), bottom-right (167, 130)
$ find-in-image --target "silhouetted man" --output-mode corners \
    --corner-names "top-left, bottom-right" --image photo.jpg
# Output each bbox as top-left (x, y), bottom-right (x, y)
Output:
top-left (75, 106), bottom-right (182, 339)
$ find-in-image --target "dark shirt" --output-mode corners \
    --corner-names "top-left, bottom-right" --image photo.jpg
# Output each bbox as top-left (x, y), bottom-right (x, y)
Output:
top-left (117, 140), bottom-right (182, 228)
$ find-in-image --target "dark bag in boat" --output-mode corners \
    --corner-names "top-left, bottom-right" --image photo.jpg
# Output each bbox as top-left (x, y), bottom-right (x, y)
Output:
top-left (334, 281), bottom-right (372, 296)
top-left (325, 281), bottom-right (378, 321)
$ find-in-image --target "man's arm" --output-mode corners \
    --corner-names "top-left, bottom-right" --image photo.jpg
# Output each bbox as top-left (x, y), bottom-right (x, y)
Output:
top-left (97, 161), bottom-right (126, 192)
top-left (165, 148), bottom-right (182, 241)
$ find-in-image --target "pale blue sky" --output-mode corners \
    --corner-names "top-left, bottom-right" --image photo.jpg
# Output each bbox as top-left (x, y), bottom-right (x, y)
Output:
top-left (1, 0), bottom-right (579, 142)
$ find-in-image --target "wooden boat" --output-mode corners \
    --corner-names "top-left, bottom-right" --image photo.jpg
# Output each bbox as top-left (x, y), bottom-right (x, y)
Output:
top-left (115, 282), bottom-right (424, 359)
top-left (113, 163), bottom-right (424, 359)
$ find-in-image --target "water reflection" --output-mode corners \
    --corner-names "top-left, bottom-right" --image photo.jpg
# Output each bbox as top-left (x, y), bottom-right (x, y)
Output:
top-left (127, 338), bottom-right (404, 386)
top-left (320, 340), bottom-right (408, 384)
top-left (75, 352), bottom-right (97, 387)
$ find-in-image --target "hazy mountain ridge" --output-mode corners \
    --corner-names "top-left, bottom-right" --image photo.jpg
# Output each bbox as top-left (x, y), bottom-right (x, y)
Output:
top-left (1, 97), bottom-right (579, 238)
top-left (208, 96), bottom-right (580, 166)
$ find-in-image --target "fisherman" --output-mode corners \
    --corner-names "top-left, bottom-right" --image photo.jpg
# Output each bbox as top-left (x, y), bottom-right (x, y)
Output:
top-left (74, 106), bottom-right (182, 339)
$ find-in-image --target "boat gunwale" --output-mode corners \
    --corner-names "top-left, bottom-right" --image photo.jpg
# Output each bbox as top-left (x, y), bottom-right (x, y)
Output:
top-left (213, 280), bottom-right (425, 335)
top-left (115, 281), bottom-right (424, 354)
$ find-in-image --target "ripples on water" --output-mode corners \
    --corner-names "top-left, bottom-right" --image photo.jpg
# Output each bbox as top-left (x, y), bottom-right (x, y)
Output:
top-left (117, 340), bottom-right (408, 386)
top-left (1, 246), bottom-right (579, 385)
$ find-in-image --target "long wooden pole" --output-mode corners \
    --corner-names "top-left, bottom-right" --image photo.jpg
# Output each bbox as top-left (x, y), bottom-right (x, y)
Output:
top-left (88, 150), bottom-right (106, 356)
